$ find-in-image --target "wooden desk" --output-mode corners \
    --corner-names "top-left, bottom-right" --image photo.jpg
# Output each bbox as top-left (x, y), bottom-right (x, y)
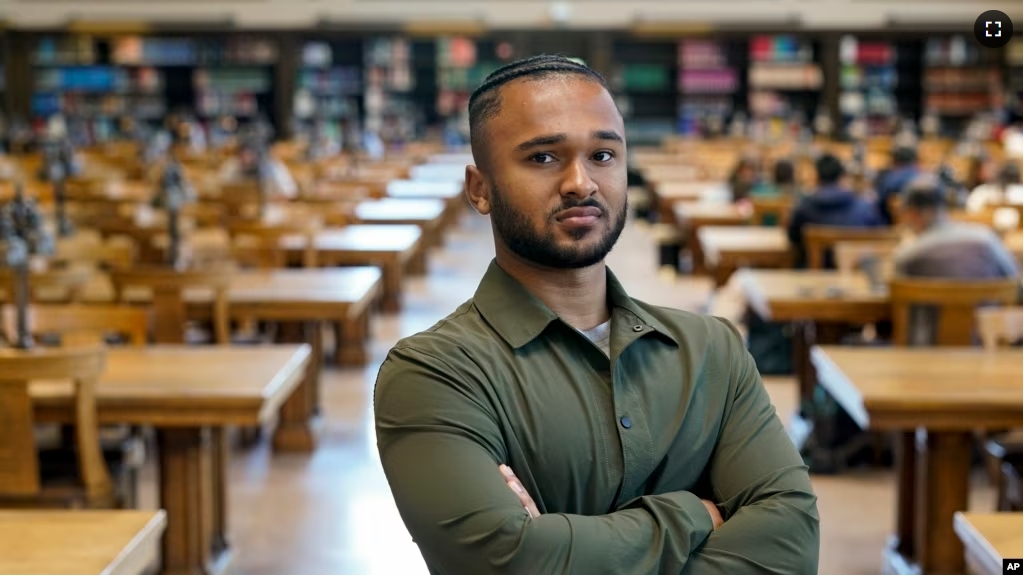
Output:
top-left (739, 269), bottom-right (892, 468)
top-left (354, 198), bottom-right (446, 263)
top-left (282, 225), bottom-right (420, 313)
top-left (31, 345), bottom-right (311, 576)
top-left (954, 512), bottom-right (1023, 575)
top-left (71, 267), bottom-right (381, 367)
top-left (1005, 231), bottom-right (1023, 264)
top-left (672, 202), bottom-right (753, 274)
top-left (0, 510), bottom-right (166, 575)
top-left (698, 226), bottom-right (792, 287)
top-left (651, 182), bottom-right (722, 222)
top-left (812, 347), bottom-right (1023, 575)
top-left (385, 180), bottom-right (465, 227)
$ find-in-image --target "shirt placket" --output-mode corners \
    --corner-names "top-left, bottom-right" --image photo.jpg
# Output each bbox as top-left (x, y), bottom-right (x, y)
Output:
top-left (609, 318), bottom-right (654, 508)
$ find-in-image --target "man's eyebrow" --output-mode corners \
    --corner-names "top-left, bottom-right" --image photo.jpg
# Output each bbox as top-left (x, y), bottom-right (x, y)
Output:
top-left (515, 133), bottom-right (567, 151)
top-left (593, 130), bottom-right (624, 143)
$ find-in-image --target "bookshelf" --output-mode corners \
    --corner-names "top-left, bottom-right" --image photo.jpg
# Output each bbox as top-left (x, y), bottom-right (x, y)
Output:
top-left (610, 38), bottom-right (677, 145)
top-left (838, 35), bottom-right (899, 137)
top-left (677, 39), bottom-right (743, 137)
top-left (922, 34), bottom-right (1001, 134)
top-left (747, 35), bottom-right (823, 123)
top-left (29, 34), bottom-right (280, 142)
top-left (1006, 36), bottom-right (1022, 122)
top-left (293, 39), bottom-right (362, 128)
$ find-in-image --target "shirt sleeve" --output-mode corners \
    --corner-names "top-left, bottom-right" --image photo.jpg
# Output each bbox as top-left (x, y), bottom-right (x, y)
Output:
top-left (681, 318), bottom-right (820, 574)
top-left (374, 345), bottom-right (715, 575)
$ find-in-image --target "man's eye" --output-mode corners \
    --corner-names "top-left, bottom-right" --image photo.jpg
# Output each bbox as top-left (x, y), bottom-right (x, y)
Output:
top-left (530, 153), bottom-right (555, 164)
top-left (593, 151), bottom-right (614, 162)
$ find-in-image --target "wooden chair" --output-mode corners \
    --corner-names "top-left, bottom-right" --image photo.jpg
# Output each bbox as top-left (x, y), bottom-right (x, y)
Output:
top-left (751, 196), bottom-right (795, 227)
top-left (53, 236), bottom-right (135, 271)
top-left (110, 268), bottom-right (232, 345)
top-left (2, 304), bottom-right (150, 347)
top-left (0, 267), bottom-right (95, 304)
top-left (803, 225), bottom-right (903, 270)
top-left (889, 278), bottom-right (1020, 346)
top-left (228, 221), bottom-right (319, 269)
top-left (834, 241), bottom-right (900, 278)
top-left (0, 345), bottom-right (112, 508)
top-left (1, 304), bottom-right (150, 507)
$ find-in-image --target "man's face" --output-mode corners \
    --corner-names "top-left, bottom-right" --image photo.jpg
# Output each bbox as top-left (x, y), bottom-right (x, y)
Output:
top-left (899, 205), bottom-right (928, 234)
top-left (471, 77), bottom-right (628, 269)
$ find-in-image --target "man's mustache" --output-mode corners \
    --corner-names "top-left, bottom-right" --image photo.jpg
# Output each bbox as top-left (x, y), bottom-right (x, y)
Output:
top-left (548, 197), bottom-right (606, 219)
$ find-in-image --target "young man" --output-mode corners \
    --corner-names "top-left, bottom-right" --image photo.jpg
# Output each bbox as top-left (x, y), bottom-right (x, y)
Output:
top-left (374, 55), bottom-right (819, 574)
top-left (894, 177), bottom-right (1020, 280)
top-left (786, 153), bottom-right (884, 268)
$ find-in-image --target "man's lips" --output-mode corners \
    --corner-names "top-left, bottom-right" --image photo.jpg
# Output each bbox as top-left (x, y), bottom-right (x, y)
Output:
top-left (555, 206), bottom-right (602, 221)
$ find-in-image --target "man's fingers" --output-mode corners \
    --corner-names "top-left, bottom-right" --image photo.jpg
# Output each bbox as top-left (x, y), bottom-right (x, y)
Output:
top-left (500, 465), bottom-right (541, 518)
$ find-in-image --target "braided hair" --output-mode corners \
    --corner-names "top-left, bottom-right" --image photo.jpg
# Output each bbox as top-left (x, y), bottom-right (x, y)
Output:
top-left (468, 54), bottom-right (609, 167)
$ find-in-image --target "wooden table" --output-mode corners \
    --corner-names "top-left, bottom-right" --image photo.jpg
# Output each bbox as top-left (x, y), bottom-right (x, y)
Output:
top-left (71, 267), bottom-right (382, 367)
top-left (672, 202), bottom-right (753, 274)
top-left (385, 179), bottom-right (466, 227)
top-left (812, 346), bottom-right (1023, 575)
top-left (0, 510), bottom-right (166, 575)
top-left (354, 198), bottom-right (446, 257)
top-left (651, 181), bottom-right (724, 222)
top-left (281, 225), bottom-right (420, 313)
top-left (954, 512), bottom-right (1023, 575)
top-left (31, 345), bottom-right (311, 576)
top-left (698, 226), bottom-right (792, 286)
top-left (739, 269), bottom-right (892, 468)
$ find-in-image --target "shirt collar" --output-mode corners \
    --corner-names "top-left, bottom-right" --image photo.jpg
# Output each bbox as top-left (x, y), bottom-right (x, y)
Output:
top-left (473, 259), bottom-right (679, 350)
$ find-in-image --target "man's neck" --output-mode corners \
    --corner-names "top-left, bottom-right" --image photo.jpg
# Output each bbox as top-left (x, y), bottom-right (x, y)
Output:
top-left (494, 245), bottom-right (610, 331)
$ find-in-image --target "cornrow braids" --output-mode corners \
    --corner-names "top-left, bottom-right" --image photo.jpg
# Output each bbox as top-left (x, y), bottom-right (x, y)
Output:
top-left (468, 54), bottom-right (610, 168)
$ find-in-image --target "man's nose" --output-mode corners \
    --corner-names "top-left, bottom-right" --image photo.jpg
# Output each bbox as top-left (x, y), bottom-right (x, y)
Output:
top-left (559, 157), bottom-right (599, 198)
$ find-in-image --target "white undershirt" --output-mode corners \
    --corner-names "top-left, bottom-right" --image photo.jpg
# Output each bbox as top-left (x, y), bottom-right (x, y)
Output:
top-left (579, 319), bottom-right (612, 357)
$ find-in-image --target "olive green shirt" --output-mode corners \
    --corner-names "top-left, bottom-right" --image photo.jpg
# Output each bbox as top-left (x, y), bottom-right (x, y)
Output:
top-left (374, 261), bottom-right (819, 574)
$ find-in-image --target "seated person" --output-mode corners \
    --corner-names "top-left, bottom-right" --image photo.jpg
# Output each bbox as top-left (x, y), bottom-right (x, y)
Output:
top-left (966, 161), bottom-right (1024, 212)
top-left (752, 159), bottom-right (799, 198)
top-left (894, 177), bottom-right (1020, 280)
top-left (728, 155), bottom-right (760, 202)
top-left (787, 153), bottom-right (884, 268)
top-left (894, 178), bottom-right (1021, 346)
top-left (218, 143), bottom-right (298, 199)
top-left (874, 146), bottom-right (921, 224)
top-left (375, 55), bottom-right (819, 575)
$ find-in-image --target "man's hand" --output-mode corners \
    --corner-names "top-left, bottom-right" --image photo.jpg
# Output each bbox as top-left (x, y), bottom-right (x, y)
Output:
top-left (500, 464), bottom-right (540, 519)
top-left (701, 499), bottom-right (724, 530)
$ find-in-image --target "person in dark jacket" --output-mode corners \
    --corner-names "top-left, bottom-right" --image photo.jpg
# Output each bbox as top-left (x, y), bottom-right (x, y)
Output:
top-left (787, 153), bottom-right (884, 268)
top-left (874, 146), bottom-right (921, 224)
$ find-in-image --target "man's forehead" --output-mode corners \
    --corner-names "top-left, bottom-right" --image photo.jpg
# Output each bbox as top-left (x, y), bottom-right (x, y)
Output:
top-left (488, 76), bottom-right (623, 134)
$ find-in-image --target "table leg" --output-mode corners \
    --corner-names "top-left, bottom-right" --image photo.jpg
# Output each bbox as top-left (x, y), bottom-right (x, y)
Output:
top-left (337, 310), bottom-right (368, 366)
top-left (381, 260), bottom-right (402, 314)
top-left (914, 430), bottom-right (971, 575)
top-left (272, 321), bottom-right (319, 452)
top-left (209, 427), bottom-right (230, 565)
top-left (883, 431), bottom-right (919, 574)
top-left (158, 427), bottom-right (229, 575)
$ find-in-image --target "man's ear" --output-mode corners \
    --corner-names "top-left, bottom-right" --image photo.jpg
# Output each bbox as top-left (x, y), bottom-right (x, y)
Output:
top-left (465, 164), bottom-right (492, 215)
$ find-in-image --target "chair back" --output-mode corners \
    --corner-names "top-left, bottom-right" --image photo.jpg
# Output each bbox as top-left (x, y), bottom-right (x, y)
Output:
top-left (2, 304), bottom-right (150, 347)
top-left (803, 225), bottom-right (903, 270)
top-left (110, 268), bottom-right (232, 344)
top-left (0, 345), bottom-right (111, 501)
top-left (890, 278), bottom-right (1020, 346)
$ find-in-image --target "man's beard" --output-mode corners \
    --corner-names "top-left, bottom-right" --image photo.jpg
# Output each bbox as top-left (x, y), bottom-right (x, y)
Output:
top-left (489, 183), bottom-right (628, 269)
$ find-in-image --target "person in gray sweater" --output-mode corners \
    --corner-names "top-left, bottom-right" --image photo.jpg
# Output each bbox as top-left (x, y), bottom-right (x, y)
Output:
top-left (892, 177), bottom-right (1020, 345)
top-left (893, 177), bottom-right (1020, 279)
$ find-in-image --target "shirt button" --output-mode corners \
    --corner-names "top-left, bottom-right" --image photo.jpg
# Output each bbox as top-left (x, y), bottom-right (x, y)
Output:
top-left (632, 325), bottom-right (644, 332)
top-left (620, 416), bottom-right (632, 429)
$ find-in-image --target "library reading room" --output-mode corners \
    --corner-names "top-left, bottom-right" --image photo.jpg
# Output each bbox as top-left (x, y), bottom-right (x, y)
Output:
top-left (0, 0), bottom-right (1021, 575)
